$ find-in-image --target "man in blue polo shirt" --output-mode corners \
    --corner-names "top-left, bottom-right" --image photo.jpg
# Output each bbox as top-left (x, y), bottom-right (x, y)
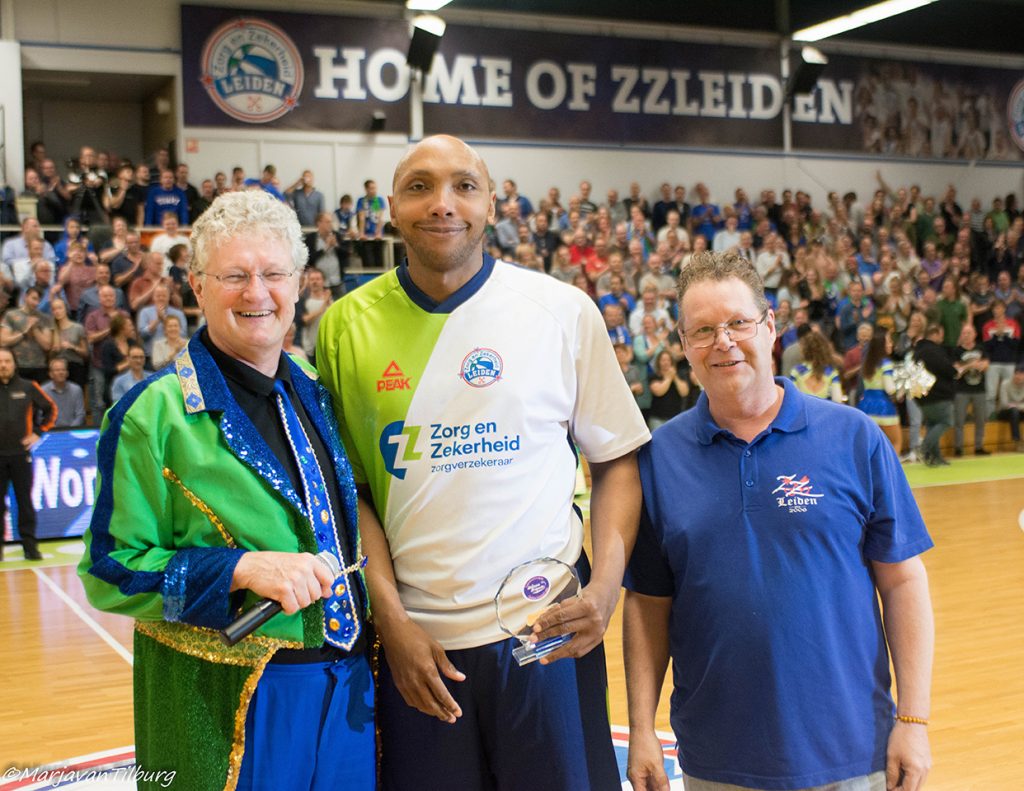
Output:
top-left (624, 251), bottom-right (934, 791)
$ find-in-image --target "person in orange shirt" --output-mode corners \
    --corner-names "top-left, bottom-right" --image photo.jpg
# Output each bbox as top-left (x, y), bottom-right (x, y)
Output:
top-left (0, 347), bottom-right (57, 560)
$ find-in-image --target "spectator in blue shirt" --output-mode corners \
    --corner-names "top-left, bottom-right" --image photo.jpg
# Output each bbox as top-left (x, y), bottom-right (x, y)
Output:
top-left (603, 302), bottom-right (632, 345)
top-left (855, 235), bottom-right (880, 278)
top-left (243, 164), bottom-right (286, 201)
top-left (836, 279), bottom-right (876, 350)
top-left (144, 170), bottom-right (189, 226)
top-left (598, 274), bottom-right (637, 316)
top-left (689, 182), bottom-right (722, 243)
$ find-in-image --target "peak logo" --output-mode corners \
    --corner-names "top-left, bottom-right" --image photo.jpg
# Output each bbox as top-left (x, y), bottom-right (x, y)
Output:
top-left (377, 361), bottom-right (411, 392)
top-left (380, 421), bottom-right (422, 479)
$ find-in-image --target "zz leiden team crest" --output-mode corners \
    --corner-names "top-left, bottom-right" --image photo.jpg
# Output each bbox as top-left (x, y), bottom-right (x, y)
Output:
top-left (199, 18), bottom-right (304, 124)
top-left (771, 474), bottom-right (825, 513)
top-left (460, 348), bottom-right (503, 388)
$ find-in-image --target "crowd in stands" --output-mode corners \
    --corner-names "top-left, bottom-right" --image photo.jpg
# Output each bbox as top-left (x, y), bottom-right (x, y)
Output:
top-left (2, 141), bottom-right (1023, 457)
top-left (483, 173), bottom-right (1024, 458)
top-left (0, 142), bottom-right (390, 427)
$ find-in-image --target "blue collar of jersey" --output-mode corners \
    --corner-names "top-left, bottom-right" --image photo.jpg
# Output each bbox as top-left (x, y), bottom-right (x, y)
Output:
top-left (693, 376), bottom-right (808, 445)
top-left (397, 252), bottom-right (496, 314)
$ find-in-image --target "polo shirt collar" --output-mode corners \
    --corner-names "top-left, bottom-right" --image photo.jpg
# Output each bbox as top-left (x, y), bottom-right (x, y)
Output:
top-left (693, 377), bottom-right (808, 445)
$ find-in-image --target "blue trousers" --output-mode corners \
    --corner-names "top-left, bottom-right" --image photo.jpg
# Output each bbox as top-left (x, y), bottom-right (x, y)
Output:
top-left (378, 637), bottom-right (620, 791)
top-left (237, 653), bottom-right (375, 790)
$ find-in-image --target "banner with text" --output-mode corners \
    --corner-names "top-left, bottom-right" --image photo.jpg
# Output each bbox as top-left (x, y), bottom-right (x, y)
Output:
top-left (181, 6), bottom-right (1024, 157)
top-left (3, 430), bottom-right (98, 543)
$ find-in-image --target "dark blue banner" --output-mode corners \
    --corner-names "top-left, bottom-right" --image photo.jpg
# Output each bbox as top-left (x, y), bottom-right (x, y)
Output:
top-left (180, 6), bottom-right (1024, 158)
top-left (3, 429), bottom-right (98, 542)
top-left (791, 52), bottom-right (1023, 160)
top-left (181, 5), bottom-right (784, 148)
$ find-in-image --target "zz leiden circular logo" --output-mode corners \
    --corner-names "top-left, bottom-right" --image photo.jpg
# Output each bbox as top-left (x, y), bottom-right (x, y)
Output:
top-left (199, 18), bottom-right (304, 124)
top-left (1008, 78), bottom-right (1024, 153)
top-left (460, 348), bottom-right (503, 387)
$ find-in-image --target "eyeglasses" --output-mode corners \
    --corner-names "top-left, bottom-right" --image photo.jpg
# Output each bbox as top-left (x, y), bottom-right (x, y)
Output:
top-left (201, 269), bottom-right (297, 292)
top-left (680, 309), bottom-right (768, 349)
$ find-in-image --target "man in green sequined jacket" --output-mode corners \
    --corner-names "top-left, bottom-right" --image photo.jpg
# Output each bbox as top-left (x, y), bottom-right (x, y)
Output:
top-left (79, 190), bottom-right (373, 791)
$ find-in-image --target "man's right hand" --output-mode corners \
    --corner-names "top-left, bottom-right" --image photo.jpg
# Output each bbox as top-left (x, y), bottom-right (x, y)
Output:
top-left (627, 730), bottom-right (670, 791)
top-left (230, 551), bottom-right (335, 615)
top-left (380, 618), bottom-right (465, 724)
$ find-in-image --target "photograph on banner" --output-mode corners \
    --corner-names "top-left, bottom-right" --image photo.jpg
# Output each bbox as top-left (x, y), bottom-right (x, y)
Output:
top-left (792, 52), bottom-right (1024, 160)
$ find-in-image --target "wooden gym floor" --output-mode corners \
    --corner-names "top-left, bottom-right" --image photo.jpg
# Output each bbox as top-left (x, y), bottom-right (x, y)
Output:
top-left (2, 467), bottom-right (1023, 788)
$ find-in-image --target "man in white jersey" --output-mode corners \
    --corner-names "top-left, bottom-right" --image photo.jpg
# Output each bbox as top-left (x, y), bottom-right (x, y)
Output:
top-left (318, 135), bottom-right (649, 789)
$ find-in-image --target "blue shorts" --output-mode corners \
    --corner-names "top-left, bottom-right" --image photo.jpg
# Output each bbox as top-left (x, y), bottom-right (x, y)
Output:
top-left (378, 637), bottom-right (619, 790)
top-left (237, 653), bottom-right (375, 790)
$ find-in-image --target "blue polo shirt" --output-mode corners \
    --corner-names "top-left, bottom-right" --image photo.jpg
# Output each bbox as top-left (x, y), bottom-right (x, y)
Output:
top-left (625, 377), bottom-right (932, 790)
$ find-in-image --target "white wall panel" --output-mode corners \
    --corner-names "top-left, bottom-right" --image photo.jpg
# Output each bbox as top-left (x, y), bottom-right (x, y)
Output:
top-left (0, 41), bottom-right (25, 188)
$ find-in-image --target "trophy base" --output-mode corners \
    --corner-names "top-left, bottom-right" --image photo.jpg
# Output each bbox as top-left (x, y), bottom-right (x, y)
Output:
top-left (512, 634), bottom-right (574, 666)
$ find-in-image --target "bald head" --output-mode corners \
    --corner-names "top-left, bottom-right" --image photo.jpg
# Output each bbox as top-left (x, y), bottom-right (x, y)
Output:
top-left (388, 134), bottom-right (496, 289)
top-left (392, 135), bottom-right (492, 194)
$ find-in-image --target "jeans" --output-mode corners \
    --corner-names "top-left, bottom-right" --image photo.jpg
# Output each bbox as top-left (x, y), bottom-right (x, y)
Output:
top-left (905, 397), bottom-right (922, 451)
top-left (919, 399), bottom-right (953, 461)
top-left (986, 363), bottom-right (1016, 418)
top-left (953, 391), bottom-right (987, 451)
top-left (997, 407), bottom-right (1021, 441)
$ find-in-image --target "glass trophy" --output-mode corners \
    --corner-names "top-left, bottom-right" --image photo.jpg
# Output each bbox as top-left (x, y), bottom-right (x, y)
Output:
top-left (495, 557), bottom-right (582, 666)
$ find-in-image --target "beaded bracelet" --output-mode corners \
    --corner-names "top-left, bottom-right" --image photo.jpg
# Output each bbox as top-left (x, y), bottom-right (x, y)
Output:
top-left (895, 714), bottom-right (929, 726)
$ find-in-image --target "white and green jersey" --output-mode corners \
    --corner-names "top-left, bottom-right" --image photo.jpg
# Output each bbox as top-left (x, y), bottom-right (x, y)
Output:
top-left (317, 255), bottom-right (649, 649)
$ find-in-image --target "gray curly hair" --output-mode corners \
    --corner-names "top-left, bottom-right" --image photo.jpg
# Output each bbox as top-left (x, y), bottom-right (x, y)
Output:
top-left (189, 189), bottom-right (308, 275)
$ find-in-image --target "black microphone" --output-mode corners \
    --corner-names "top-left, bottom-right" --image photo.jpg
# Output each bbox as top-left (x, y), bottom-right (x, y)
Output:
top-left (220, 550), bottom-right (341, 647)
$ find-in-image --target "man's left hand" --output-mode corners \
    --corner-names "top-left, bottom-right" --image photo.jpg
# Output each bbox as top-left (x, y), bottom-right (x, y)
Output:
top-left (22, 433), bottom-right (40, 450)
top-left (885, 721), bottom-right (931, 791)
top-left (528, 582), bottom-right (619, 663)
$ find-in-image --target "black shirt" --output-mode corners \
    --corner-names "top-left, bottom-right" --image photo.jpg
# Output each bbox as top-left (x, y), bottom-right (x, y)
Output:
top-left (200, 330), bottom-right (365, 657)
top-left (914, 339), bottom-right (958, 403)
top-left (0, 374), bottom-right (58, 455)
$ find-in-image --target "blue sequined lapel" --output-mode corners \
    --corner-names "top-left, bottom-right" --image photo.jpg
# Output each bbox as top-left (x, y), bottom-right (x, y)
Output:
top-left (288, 358), bottom-right (368, 619)
top-left (288, 358), bottom-right (360, 531)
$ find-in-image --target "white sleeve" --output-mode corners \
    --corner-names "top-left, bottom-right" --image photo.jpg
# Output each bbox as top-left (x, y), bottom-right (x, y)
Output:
top-left (570, 295), bottom-right (651, 463)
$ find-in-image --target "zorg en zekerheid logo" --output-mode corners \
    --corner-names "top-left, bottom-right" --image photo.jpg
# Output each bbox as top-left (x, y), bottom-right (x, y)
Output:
top-left (199, 18), bottom-right (304, 124)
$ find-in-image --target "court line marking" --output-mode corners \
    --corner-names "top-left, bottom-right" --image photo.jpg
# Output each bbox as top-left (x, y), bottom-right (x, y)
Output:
top-left (908, 471), bottom-right (1024, 490)
top-left (32, 567), bottom-right (134, 666)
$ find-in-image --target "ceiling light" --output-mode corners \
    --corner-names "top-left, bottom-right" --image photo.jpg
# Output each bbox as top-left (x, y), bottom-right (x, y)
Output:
top-left (406, 0), bottom-right (453, 10)
top-left (793, 0), bottom-right (939, 42)
top-left (413, 14), bottom-right (447, 38)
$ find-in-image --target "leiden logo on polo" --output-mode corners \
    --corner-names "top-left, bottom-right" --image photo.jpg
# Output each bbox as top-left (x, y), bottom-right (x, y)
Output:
top-left (199, 18), bottom-right (304, 124)
top-left (771, 473), bottom-right (825, 513)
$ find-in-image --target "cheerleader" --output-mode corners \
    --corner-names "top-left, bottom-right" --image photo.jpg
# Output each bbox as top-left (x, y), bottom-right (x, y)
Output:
top-left (857, 328), bottom-right (901, 450)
